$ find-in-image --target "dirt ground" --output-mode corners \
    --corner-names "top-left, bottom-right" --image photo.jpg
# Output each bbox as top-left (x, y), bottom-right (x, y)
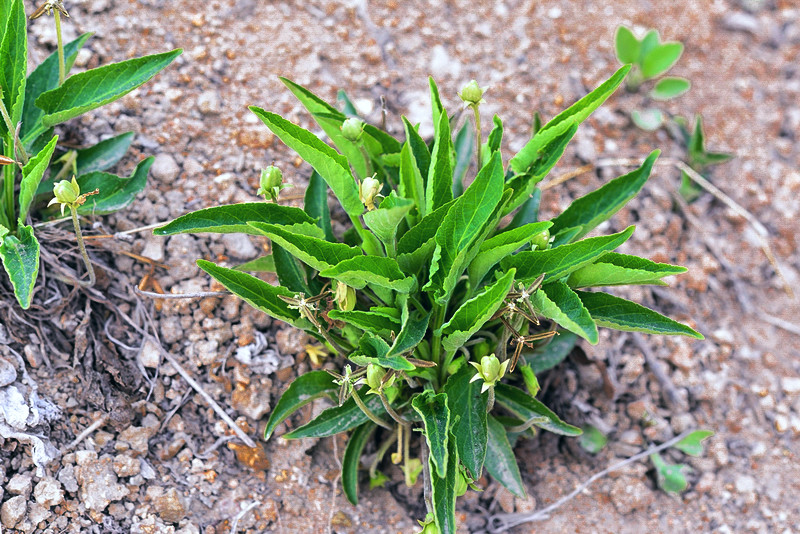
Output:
top-left (2, 0), bottom-right (799, 532)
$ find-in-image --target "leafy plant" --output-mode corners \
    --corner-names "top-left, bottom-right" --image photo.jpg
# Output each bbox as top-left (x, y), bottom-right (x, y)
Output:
top-left (673, 115), bottom-right (735, 202)
top-left (650, 429), bottom-right (714, 493)
top-left (0, 0), bottom-right (181, 308)
top-left (157, 67), bottom-right (703, 532)
top-left (615, 25), bottom-right (689, 131)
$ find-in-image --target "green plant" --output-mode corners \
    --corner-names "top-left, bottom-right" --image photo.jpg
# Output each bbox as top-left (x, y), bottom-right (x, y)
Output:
top-left (615, 25), bottom-right (689, 130)
top-left (673, 115), bottom-right (735, 202)
top-left (650, 429), bottom-right (714, 493)
top-left (0, 0), bottom-right (181, 308)
top-left (157, 66), bottom-right (703, 532)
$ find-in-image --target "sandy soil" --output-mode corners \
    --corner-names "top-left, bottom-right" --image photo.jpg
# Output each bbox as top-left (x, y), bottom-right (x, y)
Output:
top-left (1, 0), bottom-right (799, 532)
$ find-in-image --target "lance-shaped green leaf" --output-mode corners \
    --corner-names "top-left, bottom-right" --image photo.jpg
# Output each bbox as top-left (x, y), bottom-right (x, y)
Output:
top-left (550, 150), bottom-right (659, 240)
top-left (36, 49), bottom-right (181, 127)
top-left (673, 430), bottom-right (714, 457)
top-left (575, 290), bottom-right (703, 339)
top-left (0, 225), bottom-right (39, 309)
top-left (444, 366), bottom-right (488, 479)
top-left (76, 131), bottom-right (135, 174)
top-left (264, 371), bottom-right (338, 439)
top-left (197, 259), bottom-right (301, 325)
top-left (272, 244), bottom-right (307, 294)
top-left (348, 332), bottom-right (415, 371)
top-left (18, 136), bottom-right (58, 222)
top-left (387, 309), bottom-right (431, 358)
top-left (504, 123), bottom-right (578, 214)
top-left (468, 221), bottom-right (552, 286)
top-left (439, 269), bottom-right (515, 355)
top-left (154, 203), bottom-right (314, 236)
top-left (510, 65), bottom-right (630, 173)
top-left (523, 330), bottom-right (578, 374)
top-left (402, 117), bottom-right (431, 184)
top-left (22, 33), bottom-right (92, 142)
top-left (567, 252), bottom-right (687, 288)
top-left (319, 255), bottom-right (415, 293)
top-left (485, 416), bottom-right (526, 498)
top-left (0, 0), bottom-right (26, 137)
top-left (304, 170), bottom-right (335, 242)
top-left (429, 77), bottom-right (445, 138)
top-left (531, 281), bottom-right (598, 344)
top-left (412, 391), bottom-right (451, 478)
top-left (688, 115), bottom-right (734, 168)
top-left (342, 422), bottom-right (376, 505)
top-left (284, 387), bottom-right (387, 439)
top-left (250, 106), bottom-right (363, 216)
top-left (615, 26), bottom-right (640, 64)
top-left (452, 121), bottom-right (473, 197)
top-left (426, 109), bottom-right (453, 213)
top-left (487, 115), bottom-right (504, 154)
top-left (249, 222), bottom-right (361, 272)
top-left (506, 188), bottom-right (542, 231)
top-left (430, 431), bottom-right (458, 533)
top-left (280, 77), bottom-right (368, 179)
top-left (425, 152), bottom-right (504, 304)
top-left (328, 309), bottom-right (401, 336)
top-left (642, 42), bottom-right (683, 79)
top-left (363, 192), bottom-right (414, 251)
top-left (73, 157), bottom-right (153, 215)
top-left (501, 226), bottom-right (634, 284)
top-left (396, 199), bottom-right (455, 274)
top-left (495, 384), bottom-right (582, 436)
top-left (399, 131), bottom-right (426, 221)
top-left (234, 255), bottom-right (275, 273)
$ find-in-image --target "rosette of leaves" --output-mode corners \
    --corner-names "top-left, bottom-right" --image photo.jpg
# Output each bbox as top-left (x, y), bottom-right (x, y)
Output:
top-left (157, 66), bottom-right (703, 533)
top-left (0, 0), bottom-right (181, 308)
top-left (615, 25), bottom-right (690, 131)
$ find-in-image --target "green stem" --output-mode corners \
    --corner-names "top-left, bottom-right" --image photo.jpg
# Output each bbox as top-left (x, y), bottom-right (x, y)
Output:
top-left (50, 151), bottom-right (78, 184)
top-left (472, 105), bottom-right (482, 170)
top-left (55, 11), bottom-right (65, 86)
top-left (70, 207), bottom-right (95, 287)
top-left (3, 136), bottom-right (15, 227)
top-left (402, 422), bottom-right (412, 486)
top-left (369, 429), bottom-right (397, 478)
top-left (349, 213), bottom-right (383, 256)
top-left (379, 391), bottom-right (408, 425)
top-left (357, 144), bottom-right (373, 178)
top-left (486, 387), bottom-right (495, 412)
top-left (0, 93), bottom-right (27, 167)
top-left (351, 388), bottom-right (392, 430)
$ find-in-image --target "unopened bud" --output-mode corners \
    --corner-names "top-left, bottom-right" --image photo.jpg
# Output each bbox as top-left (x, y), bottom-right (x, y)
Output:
top-left (48, 177), bottom-right (81, 216)
top-left (365, 364), bottom-right (386, 391)
top-left (359, 176), bottom-right (381, 211)
top-left (334, 282), bottom-right (357, 312)
top-left (257, 165), bottom-right (284, 200)
top-left (459, 80), bottom-right (486, 107)
top-left (341, 117), bottom-right (365, 142)
top-left (530, 228), bottom-right (550, 250)
top-left (469, 354), bottom-right (509, 393)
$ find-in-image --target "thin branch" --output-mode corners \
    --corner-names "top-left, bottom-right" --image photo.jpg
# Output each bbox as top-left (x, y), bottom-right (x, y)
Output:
top-left (484, 430), bottom-right (697, 533)
top-left (229, 500), bottom-right (261, 534)
top-left (63, 400), bottom-right (146, 452)
top-left (135, 287), bottom-right (229, 300)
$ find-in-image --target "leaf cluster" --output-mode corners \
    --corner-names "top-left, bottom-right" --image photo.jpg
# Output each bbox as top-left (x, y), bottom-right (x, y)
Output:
top-left (0, 0), bottom-right (181, 308)
top-left (615, 25), bottom-right (689, 131)
top-left (158, 67), bottom-right (703, 532)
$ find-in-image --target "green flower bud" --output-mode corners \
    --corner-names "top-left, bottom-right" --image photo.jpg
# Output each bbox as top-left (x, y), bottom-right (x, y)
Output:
top-left (459, 80), bottom-right (486, 107)
top-left (530, 228), bottom-right (551, 250)
top-left (53, 177), bottom-right (80, 205)
top-left (334, 282), bottom-right (357, 312)
top-left (359, 176), bottom-right (381, 211)
top-left (48, 177), bottom-right (81, 216)
top-left (469, 354), bottom-right (509, 393)
top-left (341, 117), bottom-right (365, 142)
top-left (454, 469), bottom-right (468, 497)
top-left (415, 514), bottom-right (437, 534)
top-left (257, 165), bottom-right (284, 200)
top-left (365, 364), bottom-right (386, 391)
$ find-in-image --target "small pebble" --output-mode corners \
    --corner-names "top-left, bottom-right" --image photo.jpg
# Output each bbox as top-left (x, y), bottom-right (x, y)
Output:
top-left (34, 478), bottom-right (64, 508)
top-left (150, 153), bottom-right (180, 182)
top-left (1, 495), bottom-right (27, 529)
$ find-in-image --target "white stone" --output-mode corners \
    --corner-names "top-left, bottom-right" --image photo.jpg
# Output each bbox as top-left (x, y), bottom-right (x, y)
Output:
top-left (197, 90), bottom-right (222, 115)
top-left (1, 495), bottom-right (26, 529)
top-left (34, 478), bottom-right (64, 508)
top-left (139, 338), bottom-right (162, 369)
top-left (735, 475), bottom-right (756, 493)
top-left (150, 153), bottom-right (180, 182)
top-left (781, 376), bottom-right (800, 394)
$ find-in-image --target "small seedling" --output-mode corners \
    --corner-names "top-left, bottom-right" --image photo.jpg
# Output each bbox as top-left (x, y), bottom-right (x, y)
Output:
top-left (615, 26), bottom-right (690, 131)
top-left (158, 67), bottom-right (704, 532)
top-left (0, 0), bottom-right (181, 308)
top-left (673, 115), bottom-right (735, 202)
top-left (650, 429), bottom-right (714, 493)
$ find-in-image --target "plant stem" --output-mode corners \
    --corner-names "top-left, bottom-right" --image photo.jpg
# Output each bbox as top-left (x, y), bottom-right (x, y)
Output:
top-left (349, 213), bottom-right (382, 256)
top-left (358, 144), bottom-right (373, 177)
top-left (369, 429), bottom-right (397, 478)
top-left (50, 150), bottom-right (77, 184)
top-left (351, 388), bottom-right (392, 430)
top-left (54, 11), bottom-right (66, 86)
top-left (402, 422), bottom-right (412, 486)
top-left (472, 105), bottom-right (482, 169)
top-left (379, 391), bottom-right (408, 425)
top-left (486, 387), bottom-right (495, 412)
top-left (3, 138), bottom-right (15, 227)
top-left (70, 206), bottom-right (95, 287)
